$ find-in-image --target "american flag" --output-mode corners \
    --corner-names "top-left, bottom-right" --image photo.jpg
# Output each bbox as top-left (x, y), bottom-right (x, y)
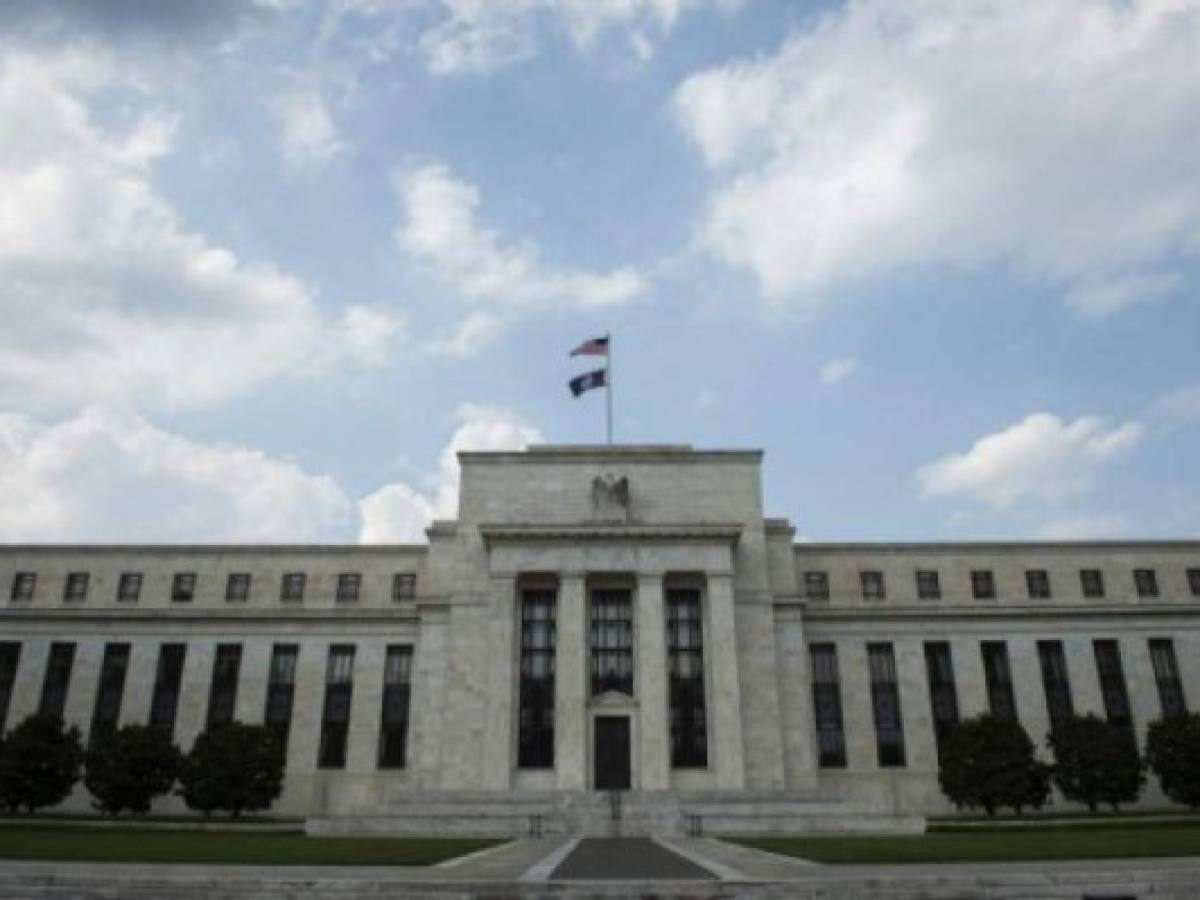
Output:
top-left (569, 335), bottom-right (609, 357)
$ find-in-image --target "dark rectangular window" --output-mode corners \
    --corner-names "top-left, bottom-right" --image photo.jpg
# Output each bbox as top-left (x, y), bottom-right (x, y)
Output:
top-left (1188, 568), bottom-right (1200, 598)
top-left (981, 641), bottom-right (1017, 720)
top-left (518, 589), bottom-right (555, 769)
top-left (1134, 568), bottom-right (1159, 598)
top-left (916, 569), bottom-right (941, 600)
top-left (38, 642), bottom-right (76, 719)
top-left (335, 573), bottom-right (361, 603)
top-left (264, 644), bottom-right (298, 755)
top-left (1080, 568), bottom-right (1105, 598)
top-left (225, 574), bottom-right (250, 603)
top-left (1149, 639), bottom-right (1187, 717)
top-left (206, 644), bottom-right (242, 728)
top-left (971, 569), bottom-right (996, 599)
top-left (280, 572), bottom-right (305, 602)
top-left (809, 643), bottom-right (846, 767)
top-left (1038, 640), bottom-right (1074, 731)
top-left (868, 643), bottom-right (905, 767)
top-left (63, 572), bottom-right (89, 603)
top-left (318, 645), bottom-right (355, 768)
top-left (590, 589), bottom-right (633, 696)
top-left (0, 643), bottom-right (21, 734)
top-left (116, 572), bottom-right (142, 603)
top-left (861, 570), bottom-right (886, 601)
top-left (378, 645), bottom-right (413, 769)
top-left (171, 572), bottom-right (196, 602)
top-left (391, 573), bottom-right (416, 602)
top-left (803, 571), bottom-right (829, 600)
top-left (149, 644), bottom-right (187, 737)
top-left (89, 643), bottom-right (130, 748)
top-left (1026, 569), bottom-right (1051, 599)
top-left (10, 572), bottom-right (35, 602)
top-left (924, 642), bottom-right (959, 763)
top-left (1093, 639), bottom-right (1132, 731)
top-left (667, 588), bottom-right (707, 768)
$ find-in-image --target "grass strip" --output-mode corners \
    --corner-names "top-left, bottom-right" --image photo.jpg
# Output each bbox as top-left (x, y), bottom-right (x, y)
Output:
top-left (0, 825), bottom-right (500, 866)
top-left (733, 825), bottom-right (1200, 864)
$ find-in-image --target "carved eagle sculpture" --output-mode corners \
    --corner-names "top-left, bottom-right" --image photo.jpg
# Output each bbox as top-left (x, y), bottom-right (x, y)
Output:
top-left (591, 472), bottom-right (630, 516)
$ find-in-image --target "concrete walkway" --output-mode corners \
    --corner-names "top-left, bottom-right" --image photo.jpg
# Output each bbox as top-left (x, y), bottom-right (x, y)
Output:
top-left (550, 837), bottom-right (715, 880)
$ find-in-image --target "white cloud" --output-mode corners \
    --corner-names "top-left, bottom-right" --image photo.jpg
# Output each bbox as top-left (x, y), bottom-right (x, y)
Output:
top-left (675, 1), bottom-right (1200, 310)
top-left (359, 403), bottom-right (542, 541)
top-left (0, 45), bottom-right (399, 410)
top-left (394, 163), bottom-right (646, 313)
top-left (1034, 513), bottom-right (1127, 541)
top-left (1153, 383), bottom-right (1200, 423)
top-left (917, 412), bottom-right (1143, 509)
top-left (1066, 270), bottom-right (1184, 317)
top-left (272, 86), bottom-right (349, 170)
top-left (424, 311), bottom-right (505, 358)
top-left (819, 357), bottom-right (857, 385)
top-left (0, 407), bottom-right (352, 541)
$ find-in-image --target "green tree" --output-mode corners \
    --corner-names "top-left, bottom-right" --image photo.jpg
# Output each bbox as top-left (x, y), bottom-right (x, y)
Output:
top-left (84, 725), bottom-right (182, 816)
top-left (1048, 713), bottom-right (1145, 812)
top-left (1145, 713), bottom-right (1200, 810)
top-left (0, 714), bottom-right (84, 813)
top-left (179, 722), bottom-right (284, 817)
top-left (938, 713), bottom-right (1051, 816)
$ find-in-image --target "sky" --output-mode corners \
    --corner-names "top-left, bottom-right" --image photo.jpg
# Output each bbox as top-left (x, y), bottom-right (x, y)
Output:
top-left (1, 0), bottom-right (1199, 545)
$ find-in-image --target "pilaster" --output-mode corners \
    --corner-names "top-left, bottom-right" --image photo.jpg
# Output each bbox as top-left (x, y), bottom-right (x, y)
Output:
top-left (636, 572), bottom-right (670, 789)
top-left (556, 573), bottom-right (587, 789)
top-left (707, 572), bottom-right (746, 788)
top-left (482, 575), bottom-right (516, 789)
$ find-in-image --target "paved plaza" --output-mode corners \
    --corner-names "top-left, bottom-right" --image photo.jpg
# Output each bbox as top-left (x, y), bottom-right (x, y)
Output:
top-left (1, 838), bottom-right (1199, 897)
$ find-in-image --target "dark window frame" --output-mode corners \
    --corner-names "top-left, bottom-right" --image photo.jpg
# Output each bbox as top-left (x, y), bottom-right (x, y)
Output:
top-left (1080, 568), bottom-right (1105, 599)
top-left (809, 643), bottom-right (846, 768)
top-left (1025, 569), bottom-right (1051, 600)
top-left (915, 569), bottom-right (941, 600)
top-left (517, 589), bottom-right (556, 769)
top-left (971, 569), bottom-right (996, 600)
top-left (206, 643), bottom-right (242, 728)
top-left (10, 572), bottom-right (35, 602)
top-left (980, 641), bottom-right (1017, 720)
top-left (867, 642), bottom-right (906, 767)
top-left (860, 570), bottom-right (886, 601)
top-left (38, 641), bottom-right (76, 720)
top-left (1188, 568), bottom-right (1200, 598)
top-left (1133, 568), bottom-right (1159, 598)
top-left (667, 588), bottom-right (707, 769)
top-left (335, 573), bottom-right (361, 603)
top-left (803, 571), bottom-right (830, 600)
top-left (89, 643), bottom-right (130, 749)
top-left (171, 572), bottom-right (197, 603)
top-left (116, 572), bottom-right (142, 603)
top-left (1037, 640), bottom-right (1074, 731)
top-left (280, 572), bottom-right (306, 603)
top-left (391, 573), bottom-right (417, 602)
top-left (265, 644), bottom-right (299, 756)
top-left (1149, 638), bottom-right (1187, 717)
top-left (1093, 639), bottom-right (1133, 731)
top-left (318, 644), bottom-right (355, 769)
top-left (225, 573), bottom-right (251, 603)
top-left (149, 643), bottom-right (187, 737)
top-left (378, 645), bottom-right (414, 769)
top-left (924, 642), bottom-right (959, 764)
top-left (0, 643), bottom-right (22, 735)
top-left (590, 588), bottom-right (633, 696)
top-left (63, 572), bottom-right (89, 603)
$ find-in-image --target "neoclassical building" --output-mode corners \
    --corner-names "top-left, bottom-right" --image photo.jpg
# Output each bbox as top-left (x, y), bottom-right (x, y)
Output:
top-left (1, 444), bottom-right (1197, 834)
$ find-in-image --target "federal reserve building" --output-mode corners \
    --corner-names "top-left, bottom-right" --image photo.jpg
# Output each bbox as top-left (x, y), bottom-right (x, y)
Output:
top-left (1, 444), bottom-right (1197, 835)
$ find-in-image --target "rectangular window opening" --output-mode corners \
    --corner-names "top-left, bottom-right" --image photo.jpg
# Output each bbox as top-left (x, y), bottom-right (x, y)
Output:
top-left (10, 572), bottom-right (36, 603)
top-left (38, 642), bottom-right (76, 720)
top-left (668, 588), bottom-right (707, 769)
top-left (1080, 568), bottom-right (1105, 599)
top-left (916, 569), bottom-right (941, 600)
top-left (280, 573), bottom-right (306, 603)
top-left (335, 573), bottom-right (361, 603)
top-left (803, 571), bottom-right (829, 600)
top-left (1149, 638), bottom-right (1188, 717)
top-left (971, 569), bottom-right (996, 600)
top-left (809, 643), bottom-right (846, 768)
top-left (116, 572), bottom-right (142, 603)
top-left (861, 571), bottom-right (886, 601)
top-left (206, 644), bottom-right (242, 728)
top-left (225, 574), bottom-right (251, 603)
top-left (149, 643), bottom-right (187, 737)
top-left (378, 645), bottom-right (414, 769)
top-left (981, 641), bottom-right (1017, 720)
top-left (89, 643), bottom-right (130, 749)
top-left (63, 572), bottom-right (89, 603)
top-left (171, 573), bottom-right (196, 603)
top-left (391, 573), bottom-right (417, 602)
top-left (1093, 639), bottom-right (1133, 731)
top-left (924, 642), bottom-right (959, 763)
top-left (0, 643), bottom-right (22, 735)
top-left (1037, 640), bottom-right (1074, 732)
top-left (518, 589), bottom-right (555, 769)
top-left (590, 588), bottom-right (633, 696)
top-left (318, 645), bottom-right (355, 768)
top-left (265, 644), bottom-right (299, 757)
top-left (1026, 569), bottom-right (1051, 600)
top-left (867, 643), bottom-right (906, 767)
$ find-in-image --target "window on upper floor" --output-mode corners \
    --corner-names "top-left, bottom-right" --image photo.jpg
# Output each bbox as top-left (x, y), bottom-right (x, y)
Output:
top-left (1134, 568), bottom-right (1159, 598)
top-left (1026, 569), bottom-right (1051, 600)
top-left (915, 569), bottom-right (941, 600)
top-left (225, 573), bottom-right (251, 603)
top-left (63, 572), bottom-right (89, 603)
top-left (971, 569), bottom-right (996, 600)
top-left (116, 572), bottom-right (142, 603)
top-left (1189, 568), bottom-right (1200, 598)
top-left (803, 571), bottom-right (829, 600)
top-left (1080, 568), bottom-right (1105, 599)
top-left (391, 572), bottom-right (416, 602)
top-left (10, 572), bottom-right (35, 603)
top-left (860, 570), bottom-right (886, 601)
top-left (171, 572), bottom-right (196, 602)
top-left (336, 572), bottom-right (361, 603)
top-left (281, 572), bottom-right (305, 603)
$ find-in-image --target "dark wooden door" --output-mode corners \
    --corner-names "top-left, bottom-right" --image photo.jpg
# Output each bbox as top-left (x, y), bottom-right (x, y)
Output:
top-left (593, 716), bottom-right (631, 790)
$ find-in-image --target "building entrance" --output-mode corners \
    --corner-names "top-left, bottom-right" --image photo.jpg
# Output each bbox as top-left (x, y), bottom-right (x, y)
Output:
top-left (593, 716), bottom-right (631, 790)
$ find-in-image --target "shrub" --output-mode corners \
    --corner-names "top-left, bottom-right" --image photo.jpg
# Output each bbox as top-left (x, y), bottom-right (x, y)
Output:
top-left (85, 725), bottom-right (182, 815)
top-left (1145, 713), bottom-right (1200, 810)
top-left (179, 722), bottom-right (284, 817)
top-left (1047, 713), bottom-right (1145, 812)
top-left (0, 714), bottom-right (84, 813)
top-left (938, 713), bottom-right (1051, 816)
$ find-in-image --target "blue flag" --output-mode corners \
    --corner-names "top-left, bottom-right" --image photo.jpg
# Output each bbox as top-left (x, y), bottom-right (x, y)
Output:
top-left (569, 368), bottom-right (606, 397)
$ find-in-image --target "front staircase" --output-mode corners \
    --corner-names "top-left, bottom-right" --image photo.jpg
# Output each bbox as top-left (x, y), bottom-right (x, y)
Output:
top-left (304, 789), bottom-right (924, 838)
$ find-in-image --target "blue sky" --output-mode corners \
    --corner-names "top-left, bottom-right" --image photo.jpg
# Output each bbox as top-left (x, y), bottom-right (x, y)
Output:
top-left (1, 0), bottom-right (1198, 544)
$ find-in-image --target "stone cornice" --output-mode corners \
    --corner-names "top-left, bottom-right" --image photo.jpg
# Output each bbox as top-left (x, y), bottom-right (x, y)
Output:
top-left (459, 445), bottom-right (762, 464)
top-left (794, 539), bottom-right (1200, 552)
top-left (0, 544), bottom-right (428, 555)
top-left (793, 601), bottom-right (1200, 624)
top-left (479, 523), bottom-right (744, 546)
top-left (0, 607), bottom-right (421, 624)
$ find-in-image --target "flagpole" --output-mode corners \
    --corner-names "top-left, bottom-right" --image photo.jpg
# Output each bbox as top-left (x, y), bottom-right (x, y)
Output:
top-left (605, 332), bottom-right (613, 445)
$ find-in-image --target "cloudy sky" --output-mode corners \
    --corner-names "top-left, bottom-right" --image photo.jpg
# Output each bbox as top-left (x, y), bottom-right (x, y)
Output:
top-left (1, 0), bottom-right (1198, 544)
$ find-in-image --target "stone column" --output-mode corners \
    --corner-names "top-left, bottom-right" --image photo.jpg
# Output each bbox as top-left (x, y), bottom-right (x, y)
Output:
top-left (774, 617), bottom-right (817, 787)
top-left (481, 575), bottom-right (516, 789)
top-left (347, 639), bottom-right (386, 776)
top-left (556, 573), bottom-right (587, 789)
top-left (636, 572), bottom-right (670, 790)
top-left (411, 608), bottom-right (449, 788)
top-left (707, 572), bottom-right (745, 789)
top-left (64, 639), bottom-right (104, 742)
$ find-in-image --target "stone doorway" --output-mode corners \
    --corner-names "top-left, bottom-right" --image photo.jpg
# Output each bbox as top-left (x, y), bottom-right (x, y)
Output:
top-left (593, 715), bottom-right (631, 790)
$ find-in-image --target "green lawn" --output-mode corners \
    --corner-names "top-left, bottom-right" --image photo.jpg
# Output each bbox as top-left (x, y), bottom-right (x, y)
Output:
top-left (0, 824), bottom-right (501, 866)
top-left (733, 823), bottom-right (1200, 864)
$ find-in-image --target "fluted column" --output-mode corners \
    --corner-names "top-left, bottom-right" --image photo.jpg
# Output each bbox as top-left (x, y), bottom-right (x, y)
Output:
top-left (555, 573), bottom-right (587, 789)
top-left (636, 572), bottom-right (670, 790)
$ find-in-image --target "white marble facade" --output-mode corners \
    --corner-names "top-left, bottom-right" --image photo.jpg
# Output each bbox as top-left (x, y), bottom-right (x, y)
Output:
top-left (1, 444), bottom-right (1198, 829)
